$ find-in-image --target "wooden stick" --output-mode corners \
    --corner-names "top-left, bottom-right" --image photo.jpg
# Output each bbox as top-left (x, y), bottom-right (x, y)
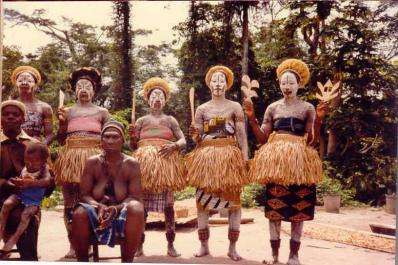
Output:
top-left (58, 90), bottom-right (65, 108)
top-left (189, 87), bottom-right (195, 124)
top-left (131, 89), bottom-right (136, 124)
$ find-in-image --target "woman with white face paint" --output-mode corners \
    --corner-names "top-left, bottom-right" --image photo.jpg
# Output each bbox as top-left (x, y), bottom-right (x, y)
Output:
top-left (244, 59), bottom-right (328, 265)
top-left (186, 65), bottom-right (249, 261)
top-left (11, 66), bottom-right (55, 145)
top-left (53, 67), bottom-right (110, 258)
top-left (128, 77), bottom-right (186, 257)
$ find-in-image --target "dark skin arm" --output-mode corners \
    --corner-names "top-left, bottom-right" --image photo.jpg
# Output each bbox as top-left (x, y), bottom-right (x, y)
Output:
top-left (128, 118), bottom-right (142, 150)
top-left (42, 105), bottom-right (55, 146)
top-left (243, 99), bottom-right (273, 145)
top-left (56, 107), bottom-right (68, 145)
top-left (310, 102), bottom-right (329, 146)
top-left (12, 166), bottom-right (52, 189)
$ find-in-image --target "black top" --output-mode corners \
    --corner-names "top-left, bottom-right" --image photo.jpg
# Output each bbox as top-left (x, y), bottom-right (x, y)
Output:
top-left (273, 117), bottom-right (306, 136)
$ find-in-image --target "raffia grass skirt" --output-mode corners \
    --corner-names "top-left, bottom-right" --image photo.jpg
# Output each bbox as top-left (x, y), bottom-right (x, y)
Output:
top-left (53, 136), bottom-right (101, 185)
top-left (132, 138), bottom-right (187, 193)
top-left (250, 132), bottom-right (323, 185)
top-left (185, 138), bottom-right (248, 194)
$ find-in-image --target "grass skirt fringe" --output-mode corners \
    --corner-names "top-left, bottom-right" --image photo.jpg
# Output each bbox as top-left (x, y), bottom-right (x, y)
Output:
top-left (185, 138), bottom-right (248, 193)
top-left (53, 136), bottom-right (101, 185)
top-left (132, 138), bottom-right (187, 193)
top-left (250, 133), bottom-right (323, 185)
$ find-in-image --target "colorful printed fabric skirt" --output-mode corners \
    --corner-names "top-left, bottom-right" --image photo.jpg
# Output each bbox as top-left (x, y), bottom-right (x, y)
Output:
top-left (264, 183), bottom-right (316, 223)
top-left (196, 188), bottom-right (241, 211)
top-left (143, 191), bottom-right (174, 213)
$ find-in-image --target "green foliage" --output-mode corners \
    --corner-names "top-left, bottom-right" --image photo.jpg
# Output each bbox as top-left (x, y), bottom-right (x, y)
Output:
top-left (174, 186), bottom-right (196, 201)
top-left (41, 189), bottom-right (63, 209)
top-left (317, 174), bottom-right (343, 196)
top-left (241, 183), bottom-right (264, 208)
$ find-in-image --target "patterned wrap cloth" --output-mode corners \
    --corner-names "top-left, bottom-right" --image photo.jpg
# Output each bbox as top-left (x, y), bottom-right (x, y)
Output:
top-left (77, 203), bottom-right (127, 247)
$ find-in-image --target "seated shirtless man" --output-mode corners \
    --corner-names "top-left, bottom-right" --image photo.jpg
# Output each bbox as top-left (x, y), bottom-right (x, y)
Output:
top-left (71, 121), bottom-right (144, 262)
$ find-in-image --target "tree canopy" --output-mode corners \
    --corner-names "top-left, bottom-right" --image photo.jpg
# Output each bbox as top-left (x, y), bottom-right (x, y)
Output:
top-left (3, 0), bottom-right (397, 205)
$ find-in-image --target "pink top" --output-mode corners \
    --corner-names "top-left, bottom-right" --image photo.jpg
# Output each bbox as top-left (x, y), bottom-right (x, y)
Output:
top-left (67, 113), bottom-right (102, 134)
top-left (139, 125), bottom-right (173, 141)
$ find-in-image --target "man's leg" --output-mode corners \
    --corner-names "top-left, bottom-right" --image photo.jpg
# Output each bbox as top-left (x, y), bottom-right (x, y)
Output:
top-left (194, 207), bottom-right (210, 257)
top-left (2, 205), bottom-right (39, 252)
top-left (71, 206), bottom-right (91, 262)
top-left (121, 200), bottom-right (144, 262)
top-left (0, 195), bottom-right (20, 241)
top-left (263, 220), bottom-right (282, 264)
top-left (6, 206), bottom-right (39, 261)
top-left (134, 208), bottom-right (147, 257)
top-left (62, 184), bottom-right (79, 258)
top-left (164, 206), bottom-right (180, 257)
top-left (287, 222), bottom-right (303, 265)
top-left (227, 208), bottom-right (242, 261)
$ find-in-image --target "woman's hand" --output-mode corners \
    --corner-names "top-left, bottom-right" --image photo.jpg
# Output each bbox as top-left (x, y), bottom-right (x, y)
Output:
top-left (242, 98), bottom-right (255, 121)
top-left (158, 143), bottom-right (178, 158)
top-left (10, 177), bottom-right (32, 189)
top-left (128, 124), bottom-right (137, 139)
top-left (189, 124), bottom-right (200, 143)
top-left (57, 107), bottom-right (67, 126)
top-left (316, 101), bottom-right (330, 120)
top-left (97, 205), bottom-right (117, 230)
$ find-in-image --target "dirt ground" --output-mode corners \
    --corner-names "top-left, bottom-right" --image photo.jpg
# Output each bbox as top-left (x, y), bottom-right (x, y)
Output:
top-left (3, 199), bottom-right (396, 264)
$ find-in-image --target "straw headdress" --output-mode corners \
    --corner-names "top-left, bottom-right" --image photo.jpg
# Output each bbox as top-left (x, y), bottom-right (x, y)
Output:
top-left (276, 59), bottom-right (310, 87)
top-left (143, 77), bottom-right (171, 101)
top-left (205, 65), bottom-right (234, 90)
top-left (11, 66), bottom-right (41, 86)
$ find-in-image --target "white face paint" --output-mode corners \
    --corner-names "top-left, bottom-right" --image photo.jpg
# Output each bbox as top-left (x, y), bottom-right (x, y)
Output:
top-left (280, 71), bottom-right (299, 99)
top-left (75, 78), bottom-right (95, 102)
top-left (148, 88), bottom-right (166, 111)
top-left (16, 72), bottom-right (37, 94)
top-left (210, 71), bottom-right (227, 97)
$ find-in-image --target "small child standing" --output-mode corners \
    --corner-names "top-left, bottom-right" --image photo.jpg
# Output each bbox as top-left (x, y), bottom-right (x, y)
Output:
top-left (0, 142), bottom-right (52, 258)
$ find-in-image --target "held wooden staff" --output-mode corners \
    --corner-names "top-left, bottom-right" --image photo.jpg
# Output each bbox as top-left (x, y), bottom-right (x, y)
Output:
top-left (189, 87), bottom-right (195, 124)
top-left (59, 90), bottom-right (65, 108)
top-left (131, 89), bottom-right (136, 124)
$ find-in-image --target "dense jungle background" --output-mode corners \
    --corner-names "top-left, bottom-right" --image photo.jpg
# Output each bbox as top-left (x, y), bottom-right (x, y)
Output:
top-left (2, 1), bottom-right (397, 207)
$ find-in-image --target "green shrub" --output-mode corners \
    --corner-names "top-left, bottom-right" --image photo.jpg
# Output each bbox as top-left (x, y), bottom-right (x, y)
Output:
top-left (41, 189), bottom-right (63, 209)
top-left (175, 186), bottom-right (196, 201)
top-left (241, 183), bottom-right (265, 208)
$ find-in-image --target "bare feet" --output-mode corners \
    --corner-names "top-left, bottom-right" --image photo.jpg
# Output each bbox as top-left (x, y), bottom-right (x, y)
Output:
top-left (227, 248), bottom-right (242, 261)
top-left (2, 236), bottom-right (17, 252)
top-left (287, 254), bottom-right (300, 265)
top-left (194, 242), bottom-right (209, 257)
top-left (0, 250), bottom-right (11, 260)
top-left (64, 248), bottom-right (76, 259)
top-left (262, 256), bottom-right (279, 264)
top-left (167, 243), bottom-right (181, 257)
top-left (134, 244), bottom-right (144, 257)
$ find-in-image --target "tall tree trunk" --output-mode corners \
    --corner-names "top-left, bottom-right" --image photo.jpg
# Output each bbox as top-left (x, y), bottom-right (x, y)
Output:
top-left (241, 3), bottom-right (249, 76)
top-left (112, 1), bottom-right (133, 110)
